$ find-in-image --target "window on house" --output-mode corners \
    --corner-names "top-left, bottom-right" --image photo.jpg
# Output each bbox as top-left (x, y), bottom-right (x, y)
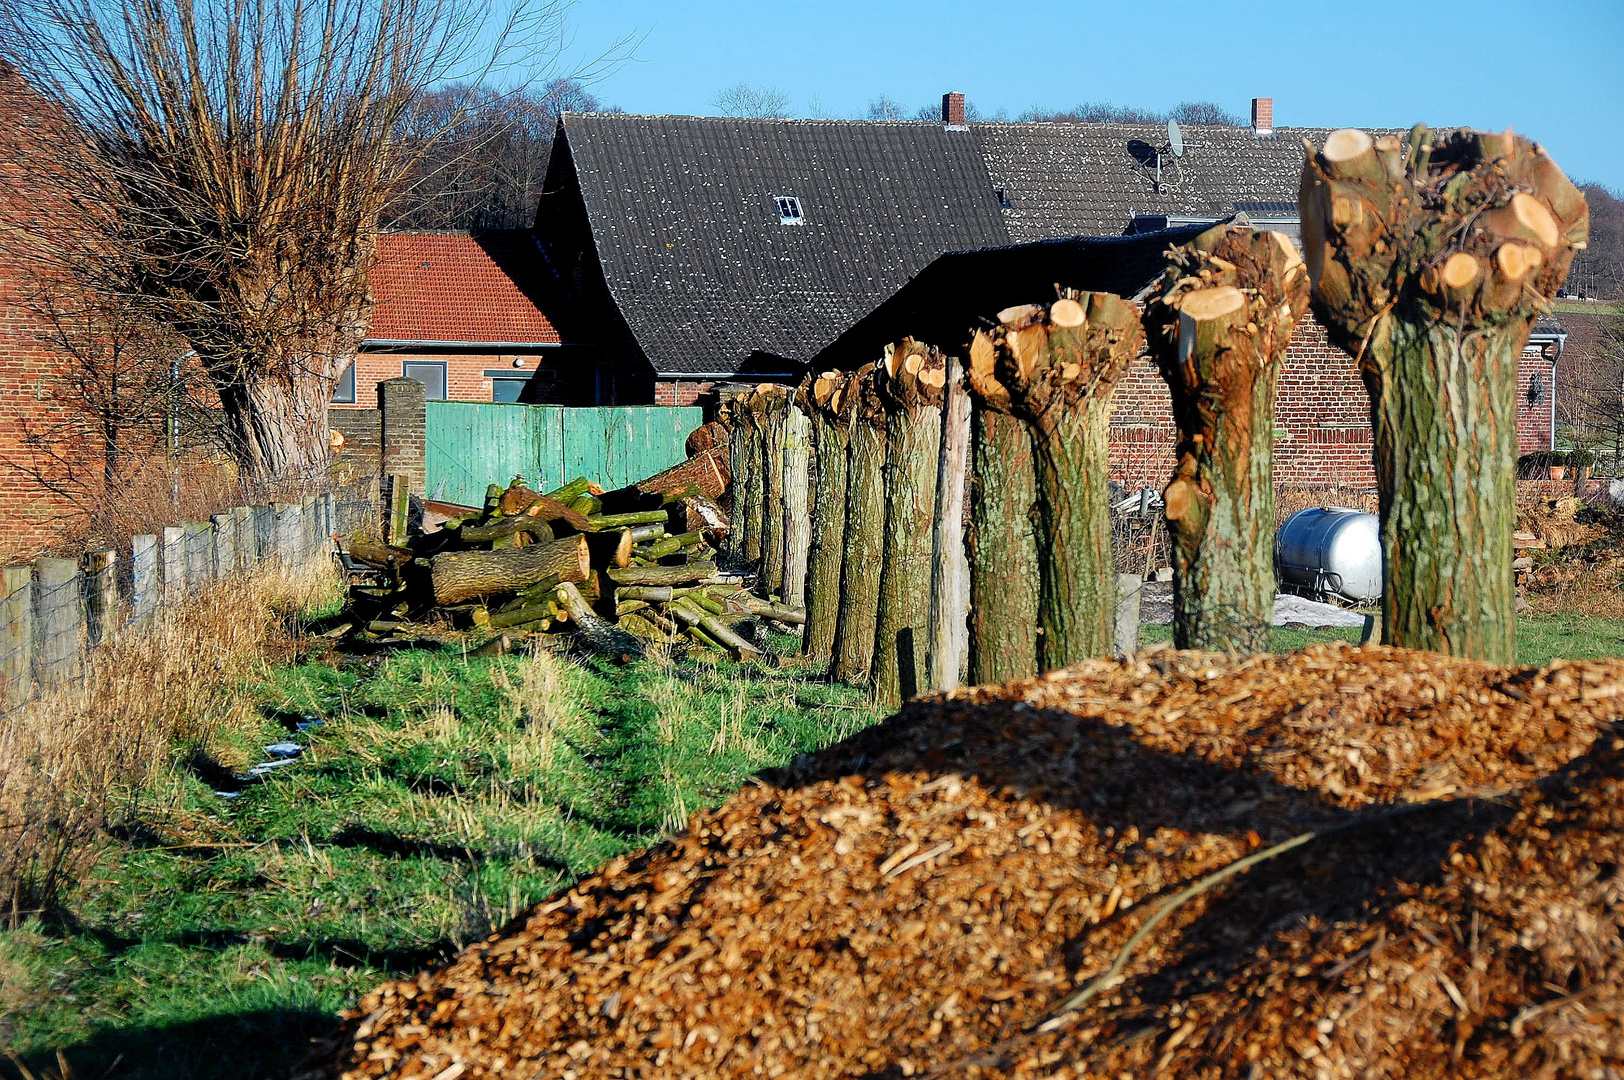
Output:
top-left (331, 362), bottom-right (356, 404)
top-left (774, 195), bottom-right (804, 225)
top-left (402, 360), bottom-right (447, 400)
top-left (491, 377), bottom-right (527, 403)
top-left (1528, 372), bottom-right (1546, 406)
top-left (994, 187), bottom-right (1012, 209)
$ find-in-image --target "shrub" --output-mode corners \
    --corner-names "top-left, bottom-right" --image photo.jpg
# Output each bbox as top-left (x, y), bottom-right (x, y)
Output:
top-left (1569, 448), bottom-right (1597, 469)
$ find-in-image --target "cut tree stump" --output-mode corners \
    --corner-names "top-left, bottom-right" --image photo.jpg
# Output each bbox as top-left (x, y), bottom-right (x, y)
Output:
top-left (431, 535), bottom-right (590, 606)
top-left (1301, 125), bottom-right (1588, 661)
top-left (1145, 223), bottom-right (1311, 653)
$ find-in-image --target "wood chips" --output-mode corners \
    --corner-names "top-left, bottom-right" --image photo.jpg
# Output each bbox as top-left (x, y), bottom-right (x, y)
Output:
top-left (321, 644), bottom-right (1624, 1079)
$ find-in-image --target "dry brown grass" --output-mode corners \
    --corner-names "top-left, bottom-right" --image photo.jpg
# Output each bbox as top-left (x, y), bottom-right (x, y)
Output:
top-left (0, 561), bottom-right (341, 915)
top-left (1273, 482), bottom-right (1378, 530)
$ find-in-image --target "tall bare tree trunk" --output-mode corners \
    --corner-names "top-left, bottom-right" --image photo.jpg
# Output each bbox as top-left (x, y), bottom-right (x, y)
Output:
top-left (802, 372), bottom-right (853, 670)
top-left (873, 340), bottom-right (945, 708)
top-left (830, 364), bottom-right (887, 684)
top-left (781, 399), bottom-right (812, 610)
top-left (212, 339), bottom-right (354, 484)
top-left (928, 354), bottom-right (971, 691)
top-left (721, 401), bottom-right (747, 563)
top-left (966, 332), bottom-right (1040, 685)
top-left (758, 385), bottom-right (789, 599)
top-left (1144, 224), bottom-right (1311, 652)
top-left (738, 394), bottom-right (765, 568)
top-left (988, 295), bottom-right (1142, 669)
top-left (1301, 126), bottom-right (1588, 661)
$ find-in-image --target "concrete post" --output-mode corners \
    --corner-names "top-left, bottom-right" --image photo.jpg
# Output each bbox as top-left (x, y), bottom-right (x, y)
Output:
top-left (34, 557), bottom-right (83, 686)
top-left (83, 550), bottom-right (118, 647)
top-left (131, 534), bottom-right (159, 622)
top-left (1, 566), bottom-right (32, 706)
top-left (211, 513), bottom-right (236, 578)
top-left (253, 504), bottom-right (275, 563)
top-left (1115, 572), bottom-right (1143, 658)
top-left (184, 521), bottom-right (212, 587)
top-left (162, 526), bottom-right (186, 606)
top-left (230, 506), bottom-right (254, 573)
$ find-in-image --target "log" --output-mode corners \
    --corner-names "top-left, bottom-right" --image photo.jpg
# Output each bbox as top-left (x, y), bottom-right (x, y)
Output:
top-left (545, 476), bottom-right (592, 503)
top-left (873, 340), bottom-right (945, 708)
top-left (606, 560), bottom-right (717, 586)
top-left (1301, 126), bottom-right (1588, 660)
top-left (347, 537), bottom-right (414, 569)
top-left (670, 597), bottom-right (762, 661)
top-left (965, 332), bottom-right (1040, 685)
top-left (759, 385), bottom-right (790, 597)
top-left (738, 395), bottom-right (765, 566)
top-left (745, 600), bottom-right (806, 625)
top-left (555, 581), bottom-right (644, 662)
top-left (1144, 223), bottom-right (1310, 653)
top-left (928, 354), bottom-right (972, 691)
top-left (801, 371), bottom-right (854, 670)
top-left (430, 535), bottom-right (590, 606)
top-left (585, 528), bottom-right (635, 569)
top-left (989, 292), bottom-right (1142, 669)
top-left (830, 364), bottom-right (887, 684)
top-left (781, 399), bottom-right (813, 610)
top-left (459, 514), bottom-right (556, 545)
top-left (585, 510), bottom-right (670, 531)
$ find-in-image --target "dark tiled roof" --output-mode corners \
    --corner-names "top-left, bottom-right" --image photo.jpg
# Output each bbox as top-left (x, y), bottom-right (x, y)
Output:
top-left (974, 122), bottom-right (1345, 241)
top-left (559, 113), bottom-right (1012, 376)
top-left (369, 232), bottom-right (560, 344)
top-left (814, 222), bottom-right (1216, 369)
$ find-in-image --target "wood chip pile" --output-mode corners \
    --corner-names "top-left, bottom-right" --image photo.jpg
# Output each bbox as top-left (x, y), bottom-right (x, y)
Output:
top-left (339, 477), bottom-right (796, 661)
top-left (322, 644), bottom-right (1624, 1080)
top-left (1514, 494), bottom-right (1624, 616)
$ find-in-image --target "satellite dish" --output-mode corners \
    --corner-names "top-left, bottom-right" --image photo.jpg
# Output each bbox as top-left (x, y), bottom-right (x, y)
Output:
top-left (1167, 119), bottom-right (1184, 158)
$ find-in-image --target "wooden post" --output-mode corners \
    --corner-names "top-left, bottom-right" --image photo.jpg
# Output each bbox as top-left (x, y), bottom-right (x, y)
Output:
top-left (928, 354), bottom-right (972, 691)
top-left (1115, 572), bottom-right (1142, 657)
top-left (781, 400), bottom-right (812, 611)
top-left (1, 566), bottom-right (32, 706)
top-left (230, 506), bottom-right (253, 572)
top-left (131, 534), bottom-right (159, 622)
top-left (801, 373), bottom-right (854, 669)
top-left (34, 557), bottom-right (83, 686)
top-left (211, 513), bottom-right (236, 579)
top-left (184, 521), bottom-right (212, 587)
top-left (162, 525), bottom-right (185, 605)
top-left (83, 550), bottom-right (118, 646)
top-left (758, 387), bottom-right (790, 599)
top-left (388, 475), bottom-right (410, 546)
top-left (830, 365), bottom-right (887, 685)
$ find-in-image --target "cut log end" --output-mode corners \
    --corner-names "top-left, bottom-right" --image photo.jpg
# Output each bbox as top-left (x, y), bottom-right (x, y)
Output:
top-left (1322, 128), bottom-right (1374, 165)
top-left (1440, 252), bottom-right (1481, 289)
top-left (1510, 192), bottom-right (1561, 248)
top-left (1177, 285), bottom-right (1248, 322)
top-left (1048, 297), bottom-right (1087, 328)
top-left (1494, 242), bottom-right (1542, 281)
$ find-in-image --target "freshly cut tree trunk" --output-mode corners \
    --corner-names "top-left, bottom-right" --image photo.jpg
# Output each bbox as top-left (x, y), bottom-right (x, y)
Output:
top-left (431, 535), bottom-right (590, 605)
top-left (606, 561), bottom-right (718, 586)
top-left (722, 401), bottom-right (746, 561)
top-left (738, 396), bottom-right (765, 567)
top-left (966, 332), bottom-right (1040, 685)
top-left (830, 363), bottom-right (887, 684)
top-left (928, 354), bottom-right (971, 691)
top-left (758, 385), bottom-right (790, 598)
top-left (989, 294), bottom-right (1143, 669)
top-left (873, 340), bottom-right (946, 708)
top-left (781, 398), bottom-right (812, 610)
top-left (801, 371), bottom-right (853, 669)
top-left (1144, 224), bottom-right (1311, 653)
top-left (1301, 126), bottom-right (1588, 661)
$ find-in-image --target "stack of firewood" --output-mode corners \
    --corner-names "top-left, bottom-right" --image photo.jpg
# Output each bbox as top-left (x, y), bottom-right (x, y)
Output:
top-left (340, 477), bottom-right (803, 661)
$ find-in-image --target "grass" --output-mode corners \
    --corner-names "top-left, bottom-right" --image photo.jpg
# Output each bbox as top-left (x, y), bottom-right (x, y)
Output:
top-left (1, 640), bottom-right (881, 1080)
top-left (1139, 613), bottom-right (1624, 667)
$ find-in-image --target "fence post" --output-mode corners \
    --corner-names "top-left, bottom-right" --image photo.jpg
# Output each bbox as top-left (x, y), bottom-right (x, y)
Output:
top-left (34, 557), bottom-right (83, 686)
top-left (132, 534), bottom-right (158, 622)
top-left (1, 566), bottom-right (32, 706)
top-left (1114, 573), bottom-right (1143, 658)
top-left (231, 506), bottom-right (254, 573)
top-left (211, 513), bottom-right (236, 579)
top-left (83, 550), bottom-right (118, 647)
top-left (184, 521), bottom-right (212, 587)
top-left (388, 475), bottom-right (410, 545)
top-left (322, 492), bottom-right (335, 544)
top-left (302, 496), bottom-right (318, 564)
top-left (253, 504), bottom-right (274, 564)
top-left (162, 525), bottom-right (186, 606)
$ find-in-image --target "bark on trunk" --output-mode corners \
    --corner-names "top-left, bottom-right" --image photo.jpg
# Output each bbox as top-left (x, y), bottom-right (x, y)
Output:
top-left (781, 399), bottom-right (812, 611)
top-left (722, 402), bottom-right (746, 562)
top-left (928, 354), bottom-right (972, 691)
top-left (966, 333), bottom-right (1041, 685)
top-left (801, 372), bottom-right (854, 670)
top-left (873, 340), bottom-right (946, 708)
top-left (1144, 224), bottom-right (1311, 653)
top-left (830, 364), bottom-right (887, 684)
top-left (989, 295), bottom-right (1143, 670)
top-left (739, 397), bottom-right (765, 567)
top-left (431, 535), bottom-right (590, 605)
top-left (214, 357), bottom-right (339, 485)
top-left (1301, 126), bottom-right (1588, 661)
top-left (758, 385), bottom-right (790, 599)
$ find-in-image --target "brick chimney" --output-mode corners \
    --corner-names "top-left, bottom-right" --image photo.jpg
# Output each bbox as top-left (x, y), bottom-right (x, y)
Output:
top-left (942, 91), bottom-right (967, 128)
top-left (1251, 97), bottom-right (1274, 137)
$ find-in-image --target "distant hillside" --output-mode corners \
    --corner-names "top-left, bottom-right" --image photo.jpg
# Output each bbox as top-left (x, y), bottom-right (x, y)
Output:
top-left (1569, 183), bottom-right (1624, 300)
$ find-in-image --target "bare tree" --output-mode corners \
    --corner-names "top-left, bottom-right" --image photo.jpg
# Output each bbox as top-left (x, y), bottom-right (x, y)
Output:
top-left (0, 0), bottom-right (576, 485)
top-left (711, 82), bottom-right (791, 119)
top-left (867, 95), bottom-right (906, 121)
top-left (1168, 100), bottom-right (1243, 126)
top-left (1566, 184), bottom-right (1623, 300)
top-left (911, 98), bottom-right (983, 122)
top-left (1561, 310), bottom-right (1624, 467)
top-left (1017, 99), bottom-right (1241, 126)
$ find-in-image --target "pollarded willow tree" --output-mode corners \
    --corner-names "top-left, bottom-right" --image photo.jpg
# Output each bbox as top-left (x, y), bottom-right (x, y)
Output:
top-left (0, 0), bottom-right (575, 484)
top-left (1301, 126), bottom-right (1588, 661)
top-left (1144, 224), bottom-right (1310, 653)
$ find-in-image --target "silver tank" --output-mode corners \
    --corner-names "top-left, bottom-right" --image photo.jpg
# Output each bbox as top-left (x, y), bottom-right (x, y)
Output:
top-left (1274, 507), bottom-right (1382, 603)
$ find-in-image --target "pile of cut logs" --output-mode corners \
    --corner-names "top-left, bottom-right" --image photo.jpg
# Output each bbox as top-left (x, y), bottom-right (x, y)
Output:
top-left (340, 477), bottom-right (802, 661)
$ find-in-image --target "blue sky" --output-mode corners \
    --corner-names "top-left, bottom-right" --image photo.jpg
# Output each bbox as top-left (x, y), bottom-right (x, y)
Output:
top-left (549, 0), bottom-right (1624, 188)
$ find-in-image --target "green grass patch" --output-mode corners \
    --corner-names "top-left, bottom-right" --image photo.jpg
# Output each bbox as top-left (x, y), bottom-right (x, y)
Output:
top-left (2, 644), bottom-right (880, 1080)
top-left (1139, 613), bottom-right (1624, 667)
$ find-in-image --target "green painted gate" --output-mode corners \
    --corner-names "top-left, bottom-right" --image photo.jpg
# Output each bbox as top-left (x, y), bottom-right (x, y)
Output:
top-left (425, 402), bottom-right (702, 507)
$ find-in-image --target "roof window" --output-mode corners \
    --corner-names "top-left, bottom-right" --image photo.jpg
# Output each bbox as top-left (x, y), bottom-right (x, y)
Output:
top-left (774, 195), bottom-right (804, 225)
top-left (995, 187), bottom-right (1012, 210)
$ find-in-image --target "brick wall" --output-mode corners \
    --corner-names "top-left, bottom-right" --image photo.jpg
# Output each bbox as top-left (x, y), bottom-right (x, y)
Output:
top-left (654, 379), bottom-right (716, 407)
top-left (334, 349), bottom-right (589, 408)
top-left (1107, 311), bottom-right (1558, 490)
top-left (329, 407), bottom-right (382, 485)
top-left (377, 378), bottom-right (426, 499)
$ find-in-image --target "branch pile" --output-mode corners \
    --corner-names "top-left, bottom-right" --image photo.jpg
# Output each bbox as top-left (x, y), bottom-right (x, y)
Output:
top-left (323, 644), bottom-right (1624, 1080)
top-left (340, 476), bottom-right (795, 661)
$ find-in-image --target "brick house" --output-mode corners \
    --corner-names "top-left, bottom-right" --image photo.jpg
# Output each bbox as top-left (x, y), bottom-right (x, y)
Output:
top-left (335, 230), bottom-right (586, 408)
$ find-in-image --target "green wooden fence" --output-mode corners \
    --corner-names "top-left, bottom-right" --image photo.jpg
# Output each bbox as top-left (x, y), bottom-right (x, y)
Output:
top-left (425, 402), bottom-right (702, 507)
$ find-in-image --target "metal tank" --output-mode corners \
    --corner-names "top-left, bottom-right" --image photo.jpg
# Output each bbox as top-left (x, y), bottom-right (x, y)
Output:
top-left (1274, 507), bottom-right (1382, 604)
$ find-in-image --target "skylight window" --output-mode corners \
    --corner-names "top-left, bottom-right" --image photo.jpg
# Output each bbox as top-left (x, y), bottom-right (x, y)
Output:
top-left (774, 195), bottom-right (804, 225)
